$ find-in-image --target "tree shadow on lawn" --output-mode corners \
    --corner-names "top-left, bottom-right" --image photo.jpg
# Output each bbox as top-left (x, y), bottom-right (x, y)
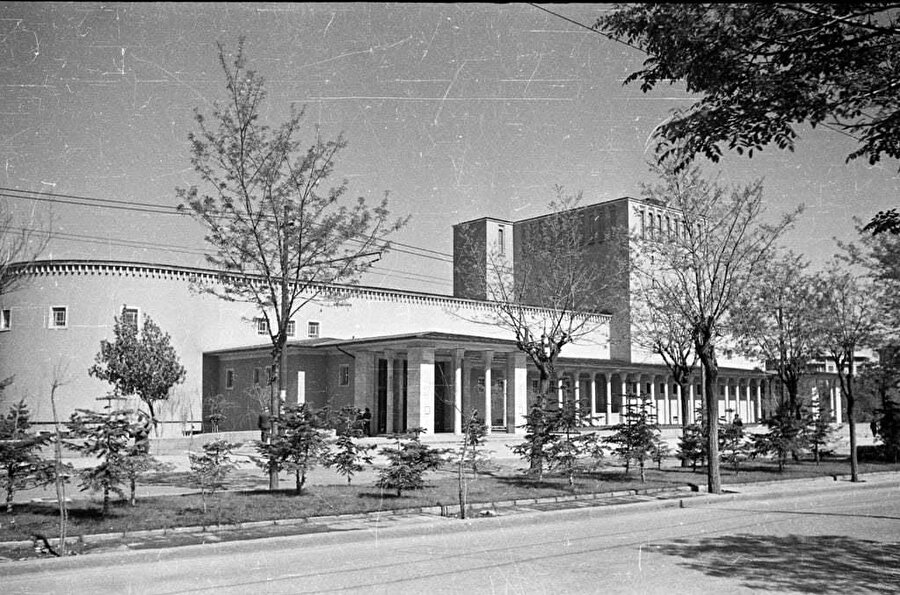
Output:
top-left (655, 533), bottom-right (900, 593)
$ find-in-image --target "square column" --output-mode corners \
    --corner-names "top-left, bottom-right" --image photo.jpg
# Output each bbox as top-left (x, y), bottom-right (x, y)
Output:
top-left (724, 383), bottom-right (731, 422)
top-left (507, 352), bottom-right (527, 434)
top-left (756, 384), bottom-right (762, 423)
top-left (606, 377), bottom-right (613, 422)
top-left (407, 347), bottom-right (435, 435)
top-left (353, 351), bottom-right (376, 411)
top-left (590, 377), bottom-right (597, 420)
top-left (453, 348), bottom-right (465, 434)
top-left (483, 351), bottom-right (493, 434)
top-left (663, 381), bottom-right (670, 425)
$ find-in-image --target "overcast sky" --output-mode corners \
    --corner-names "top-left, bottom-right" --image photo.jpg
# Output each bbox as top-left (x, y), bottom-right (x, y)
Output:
top-left (2, 2), bottom-right (897, 294)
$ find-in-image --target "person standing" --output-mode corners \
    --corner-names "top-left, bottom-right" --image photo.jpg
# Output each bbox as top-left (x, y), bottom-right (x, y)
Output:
top-left (362, 407), bottom-right (373, 437)
top-left (258, 407), bottom-right (272, 443)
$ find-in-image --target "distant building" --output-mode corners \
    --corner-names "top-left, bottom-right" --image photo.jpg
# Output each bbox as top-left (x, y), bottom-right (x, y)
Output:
top-left (1, 197), bottom-right (837, 434)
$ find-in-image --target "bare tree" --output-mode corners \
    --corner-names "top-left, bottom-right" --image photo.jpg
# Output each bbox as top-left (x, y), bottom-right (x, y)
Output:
top-left (177, 40), bottom-right (405, 489)
top-left (0, 201), bottom-right (50, 297)
top-left (732, 252), bottom-right (823, 417)
top-left (817, 269), bottom-right (884, 482)
top-left (455, 188), bottom-right (617, 473)
top-left (634, 163), bottom-right (798, 494)
top-left (630, 281), bottom-right (697, 452)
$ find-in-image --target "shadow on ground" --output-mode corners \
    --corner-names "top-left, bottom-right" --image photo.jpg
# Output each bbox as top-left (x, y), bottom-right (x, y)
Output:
top-left (655, 533), bottom-right (900, 593)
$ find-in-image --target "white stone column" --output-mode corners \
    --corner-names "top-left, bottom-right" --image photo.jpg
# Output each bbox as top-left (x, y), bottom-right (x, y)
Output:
top-left (833, 383), bottom-right (843, 424)
top-left (621, 377), bottom-right (628, 414)
top-left (663, 381), bottom-right (671, 425)
top-left (483, 351), bottom-right (493, 434)
top-left (744, 384), bottom-right (752, 422)
top-left (649, 378), bottom-right (656, 416)
top-left (453, 348), bottom-right (465, 435)
top-left (756, 383), bottom-right (763, 422)
top-left (574, 373), bottom-right (581, 415)
top-left (605, 376), bottom-right (613, 423)
top-left (558, 375), bottom-right (565, 408)
top-left (507, 352), bottom-right (527, 434)
top-left (723, 382), bottom-right (731, 422)
top-left (590, 376), bottom-right (598, 421)
top-left (407, 347), bottom-right (435, 434)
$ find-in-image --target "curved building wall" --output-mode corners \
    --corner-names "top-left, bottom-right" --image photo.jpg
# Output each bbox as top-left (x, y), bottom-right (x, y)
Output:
top-left (0, 260), bottom-right (612, 430)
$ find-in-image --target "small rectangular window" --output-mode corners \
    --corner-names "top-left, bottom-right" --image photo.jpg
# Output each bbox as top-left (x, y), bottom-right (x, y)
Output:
top-left (286, 320), bottom-right (296, 337)
top-left (50, 306), bottom-right (68, 329)
top-left (0, 309), bottom-right (9, 331)
top-left (265, 366), bottom-right (273, 384)
top-left (256, 317), bottom-right (268, 335)
top-left (339, 364), bottom-right (350, 387)
top-left (225, 369), bottom-right (235, 390)
top-left (308, 321), bottom-right (320, 338)
top-left (253, 368), bottom-right (261, 385)
top-left (498, 226), bottom-right (505, 255)
top-left (122, 307), bottom-right (139, 328)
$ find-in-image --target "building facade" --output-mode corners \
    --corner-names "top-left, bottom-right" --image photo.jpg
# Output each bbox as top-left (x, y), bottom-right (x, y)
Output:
top-left (1, 196), bottom-right (843, 435)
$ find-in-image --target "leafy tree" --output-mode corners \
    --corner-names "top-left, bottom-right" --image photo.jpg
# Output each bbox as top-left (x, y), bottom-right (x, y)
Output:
top-left (177, 39), bottom-right (404, 489)
top-left (546, 401), bottom-right (595, 488)
top-left (634, 162), bottom-right (798, 493)
top-left (455, 189), bottom-right (615, 472)
top-left (66, 407), bottom-right (135, 514)
top-left (751, 403), bottom-right (809, 472)
top-left (806, 411), bottom-right (840, 465)
top-left (189, 439), bottom-right (239, 515)
top-left (817, 269), bottom-right (884, 481)
top-left (874, 392), bottom-right (900, 463)
top-left (677, 422), bottom-right (706, 472)
top-left (323, 406), bottom-right (375, 485)
top-left (596, 4), bottom-right (900, 174)
top-left (88, 308), bottom-right (186, 430)
top-left (630, 285), bottom-right (697, 455)
top-left (512, 403), bottom-right (559, 481)
top-left (452, 409), bottom-right (490, 519)
top-left (255, 404), bottom-right (329, 495)
top-left (733, 252), bottom-right (823, 417)
top-left (651, 436), bottom-right (671, 471)
top-left (719, 419), bottom-right (749, 474)
top-left (376, 429), bottom-right (444, 497)
top-left (604, 398), bottom-right (660, 483)
top-left (0, 400), bottom-right (54, 514)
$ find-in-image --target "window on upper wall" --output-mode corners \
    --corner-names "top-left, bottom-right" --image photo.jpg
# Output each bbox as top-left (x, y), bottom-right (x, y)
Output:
top-left (0, 309), bottom-right (9, 331)
top-left (122, 307), bottom-right (140, 328)
top-left (225, 369), bottom-right (235, 390)
top-left (497, 226), bottom-right (505, 255)
top-left (256, 317), bottom-right (268, 335)
top-left (339, 364), bottom-right (350, 387)
top-left (308, 321), bottom-right (320, 338)
top-left (253, 367), bottom-right (261, 385)
top-left (49, 306), bottom-right (67, 329)
top-left (286, 320), bottom-right (296, 337)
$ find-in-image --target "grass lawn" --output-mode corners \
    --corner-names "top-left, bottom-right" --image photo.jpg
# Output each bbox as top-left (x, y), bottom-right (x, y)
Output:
top-left (2, 455), bottom-right (898, 545)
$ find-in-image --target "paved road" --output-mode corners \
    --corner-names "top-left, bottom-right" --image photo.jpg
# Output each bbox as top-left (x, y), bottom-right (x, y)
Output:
top-left (3, 476), bottom-right (899, 594)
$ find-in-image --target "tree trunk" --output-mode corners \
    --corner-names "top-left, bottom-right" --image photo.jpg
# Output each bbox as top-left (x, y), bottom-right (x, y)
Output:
top-left (6, 484), bottom-right (13, 514)
top-left (846, 367), bottom-right (859, 483)
top-left (678, 378), bottom-right (691, 468)
top-left (696, 328), bottom-right (721, 495)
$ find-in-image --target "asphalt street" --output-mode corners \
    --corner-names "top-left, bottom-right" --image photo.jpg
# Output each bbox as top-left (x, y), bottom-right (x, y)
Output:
top-left (2, 475), bottom-right (898, 594)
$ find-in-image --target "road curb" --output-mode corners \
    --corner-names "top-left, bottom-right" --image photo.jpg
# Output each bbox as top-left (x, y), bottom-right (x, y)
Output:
top-left (2, 471), bottom-right (898, 557)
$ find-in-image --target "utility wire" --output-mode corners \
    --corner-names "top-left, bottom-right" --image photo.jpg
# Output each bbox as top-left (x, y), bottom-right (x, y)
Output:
top-left (1, 186), bottom-right (455, 262)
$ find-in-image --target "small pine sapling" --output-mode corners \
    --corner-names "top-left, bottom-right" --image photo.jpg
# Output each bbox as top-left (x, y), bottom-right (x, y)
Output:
top-left (377, 429), bottom-right (444, 497)
top-left (0, 400), bottom-right (56, 514)
top-left (66, 406), bottom-right (135, 514)
top-left (678, 423), bottom-right (705, 472)
top-left (805, 411), bottom-right (839, 465)
top-left (189, 439), bottom-right (239, 514)
top-left (512, 402), bottom-right (559, 481)
top-left (324, 406), bottom-right (375, 485)
top-left (255, 404), bottom-right (329, 494)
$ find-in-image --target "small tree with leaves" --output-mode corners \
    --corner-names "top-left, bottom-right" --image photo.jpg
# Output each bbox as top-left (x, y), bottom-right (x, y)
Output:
top-left (255, 404), bottom-right (329, 495)
top-left (66, 407), bottom-right (134, 514)
top-left (512, 403), bottom-right (560, 481)
top-left (604, 398), bottom-right (660, 482)
top-left (323, 406), bottom-right (375, 485)
top-left (875, 395), bottom-right (900, 463)
top-left (719, 419), bottom-right (749, 474)
top-left (751, 402), bottom-right (808, 472)
top-left (0, 400), bottom-right (55, 514)
top-left (805, 411), bottom-right (839, 465)
top-left (678, 422), bottom-right (706, 472)
top-left (188, 439), bottom-right (239, 515)
top-left (89, 308), bottom-right (186, 432)
top-left (377, 428), bottom-right (444, 497)
top-left (546, 401), bottom-right (596, 488)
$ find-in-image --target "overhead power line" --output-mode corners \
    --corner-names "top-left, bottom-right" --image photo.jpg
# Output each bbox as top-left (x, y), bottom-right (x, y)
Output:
top-left (1, 186), bottom-right (455, 262)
